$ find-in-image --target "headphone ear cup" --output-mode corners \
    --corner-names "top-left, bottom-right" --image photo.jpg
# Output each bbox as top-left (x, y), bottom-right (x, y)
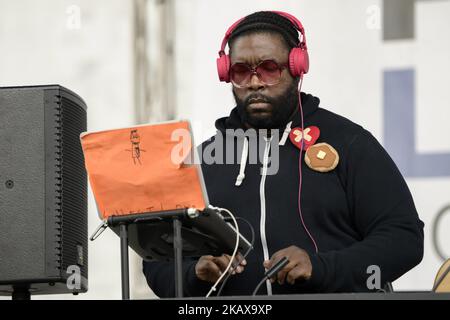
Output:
top-left (217, 54), bottom-right (231, 82)
top-left (289, 48), bottom-right (309, 77)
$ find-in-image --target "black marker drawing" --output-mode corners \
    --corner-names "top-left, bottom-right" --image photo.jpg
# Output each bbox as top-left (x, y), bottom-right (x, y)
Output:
top-left (126, 129), bottom-right (146, 165)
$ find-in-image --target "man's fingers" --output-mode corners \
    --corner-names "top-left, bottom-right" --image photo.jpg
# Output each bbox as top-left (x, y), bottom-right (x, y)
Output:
top-left (236, 253), bottom-right (247, 266)
top-left (197, 255), bottom-right (248, 282)
top-left (222, 254), bottom-right (246, 274)
top-left (268, 260), bottom-right (296, 284)
top-left (203, 260), bottom-right (222, 280)
top-left (264, 251), bottom-right (282, 269)
top-left (195, 259), bottom-right (222, 282)
top-left (226, 254), bottom-right (246, 267)
top-left (286, 265), bottom-right (308, 285)
top-left (213, 255), bottom-right (231, 272)
top-left (275, 261), bottom-right (297, 285)
top-left (264, 246), bottom-right (312, 285)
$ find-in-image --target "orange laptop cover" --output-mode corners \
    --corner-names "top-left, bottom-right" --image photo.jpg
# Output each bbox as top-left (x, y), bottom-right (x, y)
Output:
top-left (80, 120), bottom-right (208, 219)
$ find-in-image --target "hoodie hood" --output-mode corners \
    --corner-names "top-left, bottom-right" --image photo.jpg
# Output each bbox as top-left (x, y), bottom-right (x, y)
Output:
top-left (213, 92), bottom-right (320, 187)
top-left (214, 92), bottom-right (320, 133)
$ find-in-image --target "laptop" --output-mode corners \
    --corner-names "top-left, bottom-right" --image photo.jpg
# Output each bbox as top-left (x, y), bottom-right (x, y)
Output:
top-left (80, 120), bottom-right (250, 260)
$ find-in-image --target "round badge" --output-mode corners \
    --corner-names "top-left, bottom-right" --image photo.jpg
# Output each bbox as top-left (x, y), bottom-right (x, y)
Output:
top-left (304, 143), bottom-right (339, 172)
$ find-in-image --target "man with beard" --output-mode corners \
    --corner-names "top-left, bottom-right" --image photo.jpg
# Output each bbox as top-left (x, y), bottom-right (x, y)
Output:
top-left (143, 11), bottom-right (424, 297)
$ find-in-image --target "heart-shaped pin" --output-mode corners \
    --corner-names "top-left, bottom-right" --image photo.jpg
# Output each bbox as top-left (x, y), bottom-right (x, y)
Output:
top-left (289, 126), bottom-right (320, 151)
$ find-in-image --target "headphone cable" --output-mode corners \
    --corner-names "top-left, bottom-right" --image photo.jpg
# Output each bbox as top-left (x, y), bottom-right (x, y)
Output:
top-left (297, 76), bottom-right (319, 254)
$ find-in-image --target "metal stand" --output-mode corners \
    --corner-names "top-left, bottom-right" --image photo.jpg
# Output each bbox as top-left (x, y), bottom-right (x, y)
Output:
top-left (173, 217), bottom-right (183, 297)
top-left (107, 209), bottom-right (188, 300)
top-left (119, 223), bottom-right (130, 300)
top-left (92, 207), bottom-right (249, 300)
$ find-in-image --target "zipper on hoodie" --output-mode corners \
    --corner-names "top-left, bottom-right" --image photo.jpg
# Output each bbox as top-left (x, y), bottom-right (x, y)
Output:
top-left (259, 136), bottom-right (273, 295)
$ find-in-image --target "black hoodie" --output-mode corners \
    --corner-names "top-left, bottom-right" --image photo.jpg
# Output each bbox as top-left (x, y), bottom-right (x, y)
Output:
top-left (143, 93), bottom-right (424, 297)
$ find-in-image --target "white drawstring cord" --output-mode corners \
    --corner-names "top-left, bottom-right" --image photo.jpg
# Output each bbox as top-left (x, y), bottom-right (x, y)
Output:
top-left (236, 120), bottom-right (291, 187)
top-left (205, 206), bottom-right (239, 298)
top-left (279, 121), bottom-right (293, 146)
top-left (235, 137), bottom-right (249, 186)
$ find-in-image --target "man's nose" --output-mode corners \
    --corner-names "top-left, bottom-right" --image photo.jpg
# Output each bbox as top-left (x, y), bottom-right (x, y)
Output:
top-left (248, 73), bottom-right (265, 91)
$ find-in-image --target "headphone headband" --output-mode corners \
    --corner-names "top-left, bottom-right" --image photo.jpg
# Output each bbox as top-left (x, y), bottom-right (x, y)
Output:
top-left (217, 11), bottom-right (310, 82)
top-left (219, 11), bottom-right (307, 56)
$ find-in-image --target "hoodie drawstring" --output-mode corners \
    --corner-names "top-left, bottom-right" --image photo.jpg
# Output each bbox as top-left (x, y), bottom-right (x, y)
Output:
top-left (279, 121), bottom-right (292, 146)
top-left (234, 121), bottom-right (292, 187)
top-left (235, 137), bottom-right (249, 186)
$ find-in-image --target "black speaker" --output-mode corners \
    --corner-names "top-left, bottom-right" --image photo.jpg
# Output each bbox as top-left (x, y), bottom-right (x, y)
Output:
top-left (0, 85), bottom-right (88, 298)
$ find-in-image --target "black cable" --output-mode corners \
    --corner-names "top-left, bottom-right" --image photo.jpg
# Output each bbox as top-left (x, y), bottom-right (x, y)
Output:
top-left (252, 277), bottom-right (268, 297)
top-left (216, 217), bottom-right (255, 296)
top-left (432, 205), bottom-right (450, 261)
top-left (252, 257), bottom-right (290, 296)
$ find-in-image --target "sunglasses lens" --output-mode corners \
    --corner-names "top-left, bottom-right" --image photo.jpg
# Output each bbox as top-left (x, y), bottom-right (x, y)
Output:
top-left (230, 60), bottom-right (283, 87)
top-left (230, 63), bottom-right (251, 86)
top-left (258, 60), bottom-right (282, 85)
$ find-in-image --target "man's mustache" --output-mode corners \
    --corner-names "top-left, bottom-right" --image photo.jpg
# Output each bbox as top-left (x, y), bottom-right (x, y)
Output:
top-left (244, 94), bottom-right (274, 107)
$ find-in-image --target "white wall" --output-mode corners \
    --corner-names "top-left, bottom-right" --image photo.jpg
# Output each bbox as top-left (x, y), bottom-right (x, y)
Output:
top-left (0, 0), bottom-right (139, 299)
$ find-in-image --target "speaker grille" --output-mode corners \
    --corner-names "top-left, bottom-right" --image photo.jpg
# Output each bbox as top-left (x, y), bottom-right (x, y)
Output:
top-left (57, 93), bottom-right (88, 279)
top-left (54, 95), bottom-right (63, 269)
top-left (0, 85), bottom-right (88, 295)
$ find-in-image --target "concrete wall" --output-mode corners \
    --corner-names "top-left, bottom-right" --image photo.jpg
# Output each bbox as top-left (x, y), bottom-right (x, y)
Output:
top-left (0, 0), bottom-right (136, 299)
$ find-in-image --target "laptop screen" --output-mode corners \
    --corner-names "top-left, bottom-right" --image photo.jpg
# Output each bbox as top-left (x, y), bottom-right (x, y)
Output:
top-left (80, 120), bottom-right (209, 219)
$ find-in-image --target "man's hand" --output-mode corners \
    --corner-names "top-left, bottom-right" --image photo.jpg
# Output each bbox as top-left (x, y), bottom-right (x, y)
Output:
top-left (263, 246), bottom-right (312, 285)
top-left (195, 254), bottom-right (247, 283)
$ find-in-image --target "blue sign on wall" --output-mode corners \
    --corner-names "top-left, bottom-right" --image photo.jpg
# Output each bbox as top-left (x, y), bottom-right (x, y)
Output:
top-left (383, 69), bottom-right (450, 177)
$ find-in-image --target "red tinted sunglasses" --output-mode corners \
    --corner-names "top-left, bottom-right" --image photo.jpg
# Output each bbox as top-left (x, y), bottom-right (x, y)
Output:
top-left (230, 60), bottom-right (288, 88)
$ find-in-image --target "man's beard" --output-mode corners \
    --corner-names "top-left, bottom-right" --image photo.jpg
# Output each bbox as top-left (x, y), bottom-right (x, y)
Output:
top-left (233, 82), bottom-right (299, 129)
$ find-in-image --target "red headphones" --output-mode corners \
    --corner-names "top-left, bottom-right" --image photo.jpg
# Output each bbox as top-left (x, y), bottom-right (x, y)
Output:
top-left (216, 11), bottom-right (310, 83)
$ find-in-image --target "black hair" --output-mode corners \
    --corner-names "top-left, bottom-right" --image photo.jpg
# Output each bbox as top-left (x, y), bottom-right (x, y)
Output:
top-left (228, 11), bottom-right (301, 52)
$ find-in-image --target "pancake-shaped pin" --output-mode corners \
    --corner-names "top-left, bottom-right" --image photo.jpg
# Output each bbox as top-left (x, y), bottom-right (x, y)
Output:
top-left (305, 143), bottom-right (339, 172)
top-left (289, 126), bottom-right (320, 151)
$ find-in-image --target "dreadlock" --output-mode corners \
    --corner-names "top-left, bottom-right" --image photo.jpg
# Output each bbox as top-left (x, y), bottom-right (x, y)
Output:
top-left (228, 11), bottom-right (301, 52)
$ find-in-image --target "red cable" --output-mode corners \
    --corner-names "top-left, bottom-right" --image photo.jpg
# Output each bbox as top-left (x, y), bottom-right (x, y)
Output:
top-left (297, 76), bottom-right (319, 254)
